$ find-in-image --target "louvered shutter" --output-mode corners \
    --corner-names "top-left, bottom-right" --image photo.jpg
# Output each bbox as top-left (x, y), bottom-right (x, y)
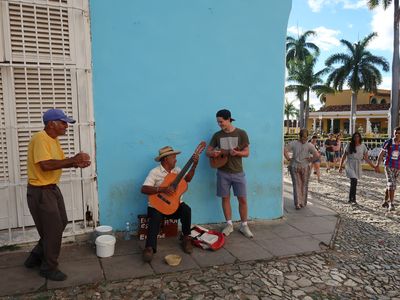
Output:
top-left (0, 0), bottom-right (96, 235)
top-left (0, 68), bottom-right (13, 230)
top-left (8, 1), bottom-right (71, 64)
top-left (13, 67), bottom-right (76, 178)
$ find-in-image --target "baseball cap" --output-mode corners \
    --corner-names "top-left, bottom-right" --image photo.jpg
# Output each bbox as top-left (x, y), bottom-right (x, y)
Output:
top-left (43, 109), bottom-right (76, 124)
top-left (216, 109), bottom-right (235, 121)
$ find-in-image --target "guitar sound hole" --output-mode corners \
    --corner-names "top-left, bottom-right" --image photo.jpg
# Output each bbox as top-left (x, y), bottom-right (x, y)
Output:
top-left (157, 194), bottom-right (171, 205)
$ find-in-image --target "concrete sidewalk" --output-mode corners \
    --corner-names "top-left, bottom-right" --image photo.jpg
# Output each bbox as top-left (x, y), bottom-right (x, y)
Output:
top-left (0, 181), bottom-right (339, 297)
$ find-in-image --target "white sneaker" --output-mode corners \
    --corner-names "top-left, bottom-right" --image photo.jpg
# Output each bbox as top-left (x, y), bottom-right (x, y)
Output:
top-left (239, 224), bottom-right (254, 238)
top-left (222, 224), bottom-right (234, 236)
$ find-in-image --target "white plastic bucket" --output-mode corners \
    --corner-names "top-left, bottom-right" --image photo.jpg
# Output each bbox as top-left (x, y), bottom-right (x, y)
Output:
top-left (95, 235), bottom-right (116, 258)
top-left (95, 225), bottom-right (113, 237)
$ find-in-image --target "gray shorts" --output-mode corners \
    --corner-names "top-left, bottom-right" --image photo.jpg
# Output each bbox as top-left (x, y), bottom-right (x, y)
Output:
top-left (217, 170), bottom-right (247, 197)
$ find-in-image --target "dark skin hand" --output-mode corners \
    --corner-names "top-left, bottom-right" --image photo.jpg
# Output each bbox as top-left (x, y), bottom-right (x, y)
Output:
top-left (141, 153), bottom-right (199, 195)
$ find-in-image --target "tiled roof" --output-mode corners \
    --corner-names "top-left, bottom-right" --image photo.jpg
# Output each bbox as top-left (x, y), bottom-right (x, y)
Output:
top-left (318, 103), bottom-right (390, 112)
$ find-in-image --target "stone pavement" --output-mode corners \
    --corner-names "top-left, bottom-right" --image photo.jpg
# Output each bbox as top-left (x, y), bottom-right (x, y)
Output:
top-left (0, 181), bottom-right (338, 298)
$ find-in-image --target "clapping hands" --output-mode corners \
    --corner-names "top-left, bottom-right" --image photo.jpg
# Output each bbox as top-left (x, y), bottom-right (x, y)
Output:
top-left (73, 152), bottom-right (91, 168)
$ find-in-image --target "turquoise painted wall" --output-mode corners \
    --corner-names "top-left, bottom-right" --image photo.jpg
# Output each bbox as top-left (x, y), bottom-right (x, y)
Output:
top-left (90, 0), bottom-right (292, 230)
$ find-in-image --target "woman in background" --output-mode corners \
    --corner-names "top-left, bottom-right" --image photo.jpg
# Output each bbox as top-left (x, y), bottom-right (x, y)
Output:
top-left (339, 132), bottom-right (378, 204)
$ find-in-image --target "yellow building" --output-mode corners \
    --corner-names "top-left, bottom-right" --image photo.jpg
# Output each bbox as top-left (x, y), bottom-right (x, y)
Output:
top-left (308, 89), bottom-right (390, 135)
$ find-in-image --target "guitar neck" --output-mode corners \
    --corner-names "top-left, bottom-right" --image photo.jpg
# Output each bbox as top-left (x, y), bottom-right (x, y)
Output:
top-left (171, 157), bottom-right (193, 188)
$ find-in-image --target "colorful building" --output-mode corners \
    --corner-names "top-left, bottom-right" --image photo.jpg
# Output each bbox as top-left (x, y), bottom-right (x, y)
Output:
top-left (308, 89), bottom-right (390, 135)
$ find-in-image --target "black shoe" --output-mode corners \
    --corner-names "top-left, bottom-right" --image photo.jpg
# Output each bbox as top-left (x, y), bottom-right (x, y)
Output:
top-left (39, 269), bottom-right (67, 281)
top-left (142, 247), bottom-right (154, 262)
top-left (24, 253), bottom-right (42, 268)
top-left (388, 203), bottom-right (396, 211)
top-left (382, 201), bottom-right (389, 208)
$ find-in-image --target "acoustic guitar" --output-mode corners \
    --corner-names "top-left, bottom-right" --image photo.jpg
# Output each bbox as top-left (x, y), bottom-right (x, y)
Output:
top-left (149, 141), bottom-right (206, 215)
top-left (209, 143), bottom-right (248, 169)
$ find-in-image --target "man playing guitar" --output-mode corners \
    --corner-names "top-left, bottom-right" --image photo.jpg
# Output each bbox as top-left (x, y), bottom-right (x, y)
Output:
top-left (141, 146), bottom-right (199, 262)
top-left (206, 109), bottom-right (253, 238)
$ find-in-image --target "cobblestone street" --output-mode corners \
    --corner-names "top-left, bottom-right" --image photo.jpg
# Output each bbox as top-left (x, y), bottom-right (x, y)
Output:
top-left (3, 169), bottom-right (400, 300)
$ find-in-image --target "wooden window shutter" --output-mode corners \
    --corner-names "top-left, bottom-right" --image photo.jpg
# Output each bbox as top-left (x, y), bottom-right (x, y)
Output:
top-left (8, 2), bottom-right (71, 64)
top-left (13, 67), bottom-right (75, 177)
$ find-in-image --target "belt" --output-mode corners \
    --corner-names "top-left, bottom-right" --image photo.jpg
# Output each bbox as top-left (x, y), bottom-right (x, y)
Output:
top-left (28, 184), bottom-right (57, 189)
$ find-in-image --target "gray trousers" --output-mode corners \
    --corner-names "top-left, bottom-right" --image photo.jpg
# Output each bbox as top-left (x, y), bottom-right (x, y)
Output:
top-left (27, 184), bottom-right (68, 271)
top-left (288, 165), bottom-right (311, 207)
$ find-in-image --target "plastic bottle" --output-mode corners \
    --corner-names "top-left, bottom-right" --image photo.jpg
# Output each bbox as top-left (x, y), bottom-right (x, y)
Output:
top-left (124, 222), bottom-right (131, 240)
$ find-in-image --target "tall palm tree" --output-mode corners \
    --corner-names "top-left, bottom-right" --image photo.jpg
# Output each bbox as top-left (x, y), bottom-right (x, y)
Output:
top-left (286, 30), bottom-right (320, 67)
top-left (284, 99), bottom-right (298, 134)
top-left (368, 0), bottom-right (399, 135)
top-left (325, 33), bottom-right (389, 134)
top-left (286, 55), bottom-right (334, 128)
top-left (286, 30), bottom-right (320, 127)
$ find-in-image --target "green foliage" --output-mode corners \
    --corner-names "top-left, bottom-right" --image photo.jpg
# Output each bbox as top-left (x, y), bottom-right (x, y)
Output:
top-left (286, 30), bottom-right (320, 67)
top-left (325, 33), bottom-right (389, 93)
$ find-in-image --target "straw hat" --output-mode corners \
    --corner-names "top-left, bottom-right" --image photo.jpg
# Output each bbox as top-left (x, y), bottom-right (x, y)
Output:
top-left (154, 146), bottom-right (181, 162)
top-left (164, 254), bottom-right (182, 266)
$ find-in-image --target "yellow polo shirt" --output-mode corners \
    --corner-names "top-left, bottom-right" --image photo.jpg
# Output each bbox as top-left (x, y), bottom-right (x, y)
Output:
top-left (27, 130), bottom-right (65, 186)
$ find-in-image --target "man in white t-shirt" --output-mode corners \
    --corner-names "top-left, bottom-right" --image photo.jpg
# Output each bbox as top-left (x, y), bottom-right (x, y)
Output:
top-left (141, 146), bottom-right (199, 262)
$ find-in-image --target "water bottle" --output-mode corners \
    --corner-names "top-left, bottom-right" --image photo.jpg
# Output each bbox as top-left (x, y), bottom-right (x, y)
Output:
top-left (124, 222), bottom-right (131, 240)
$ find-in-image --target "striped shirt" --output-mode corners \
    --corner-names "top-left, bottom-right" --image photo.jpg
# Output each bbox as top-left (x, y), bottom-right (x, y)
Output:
top-left (383, 138), bottom-right (400, 169)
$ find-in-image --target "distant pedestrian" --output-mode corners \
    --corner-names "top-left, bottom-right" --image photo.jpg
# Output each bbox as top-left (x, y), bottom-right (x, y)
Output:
top-left (376, 126), bottom-right (400, 211)
top-left (339, 132), bottom-right (378, 205)
top-left (333, 134), bottom-right (342, 169)
top-left (324, 134), bottom-right (337, 172)
top-left (310, 135), bottom-right (321, 182)
top-left (284, 129), bottom-right (319, 209)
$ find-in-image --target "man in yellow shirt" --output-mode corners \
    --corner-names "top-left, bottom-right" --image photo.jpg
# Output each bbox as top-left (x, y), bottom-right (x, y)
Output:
top-left (24, 109), bottom-right (91, 281)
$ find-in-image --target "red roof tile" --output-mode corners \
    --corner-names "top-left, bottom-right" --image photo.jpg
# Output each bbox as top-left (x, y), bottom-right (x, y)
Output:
top-left (318, 103), bottom-right (389, 112)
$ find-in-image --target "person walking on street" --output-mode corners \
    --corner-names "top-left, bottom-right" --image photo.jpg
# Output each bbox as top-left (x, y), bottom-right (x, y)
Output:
top-left (376, 126), bottom-right (400, 211)
top-left (324, 134), bottom-right (337, 172)
top-left (333, 134), bottom-right (342, 169)
top-left (338, 132), bottom-right (378, 205)
top-left (24, 109), bottom-right (91, 281)
top-left (310, 135), bottom-right (321, 182)
top-left (206, 109), bottom-right (253, 238)
top-left (284, 129), bottom-right (319, 209)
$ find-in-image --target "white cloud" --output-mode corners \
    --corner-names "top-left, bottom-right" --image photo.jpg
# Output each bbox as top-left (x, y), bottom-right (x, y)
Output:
top-left (286, 91), bottom-right (323, 112)
top-left (308, 0), bottom-right (328, 12)
top-left (342, 0), bottom-right (367, 9)
top-left (287, 26), bottom-right (341, 51)
top-left (307, 0), bottom-right (367, 12)
top-left (369, 3), bottom-right (394, 51)
top-left (379, 76), bottom-right (391, 89)
top-left (347, 23), bottom-right (353, 29)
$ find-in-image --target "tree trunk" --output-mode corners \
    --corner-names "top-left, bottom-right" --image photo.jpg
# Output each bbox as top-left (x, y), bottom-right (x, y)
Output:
top-left (286, 113), bottom-right (290, 134)
top-left (298, 93), bottom-right (305, 128)
top-left (304, 89), bottom-right (310, 130)
top-left (350, 92), bottom-right (358, 134)
top-left (390, 0), bottom-right (400, 136)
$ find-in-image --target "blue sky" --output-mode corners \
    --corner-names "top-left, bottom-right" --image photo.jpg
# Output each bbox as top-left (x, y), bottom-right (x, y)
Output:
top-left (287, 0), bottom-right (394, 108)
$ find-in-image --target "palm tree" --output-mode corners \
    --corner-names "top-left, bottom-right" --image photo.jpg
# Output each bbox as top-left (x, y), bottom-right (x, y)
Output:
top-left (284, 99), bottom-right (298, 134)
top-left (286, 30), bottom-right (320, 67)
top-left (325, 33), bottom-right (390, 134)
top-left (286, 55), bottom-right (334, 128)
top-left (368, 0), bottom-right (399, 135)
top-left (286, 30), bottom-right (320, 127)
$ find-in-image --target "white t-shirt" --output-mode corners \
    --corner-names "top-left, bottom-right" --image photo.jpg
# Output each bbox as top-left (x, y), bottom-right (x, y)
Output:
top-left (143, 164), bottom-right (182, 206)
